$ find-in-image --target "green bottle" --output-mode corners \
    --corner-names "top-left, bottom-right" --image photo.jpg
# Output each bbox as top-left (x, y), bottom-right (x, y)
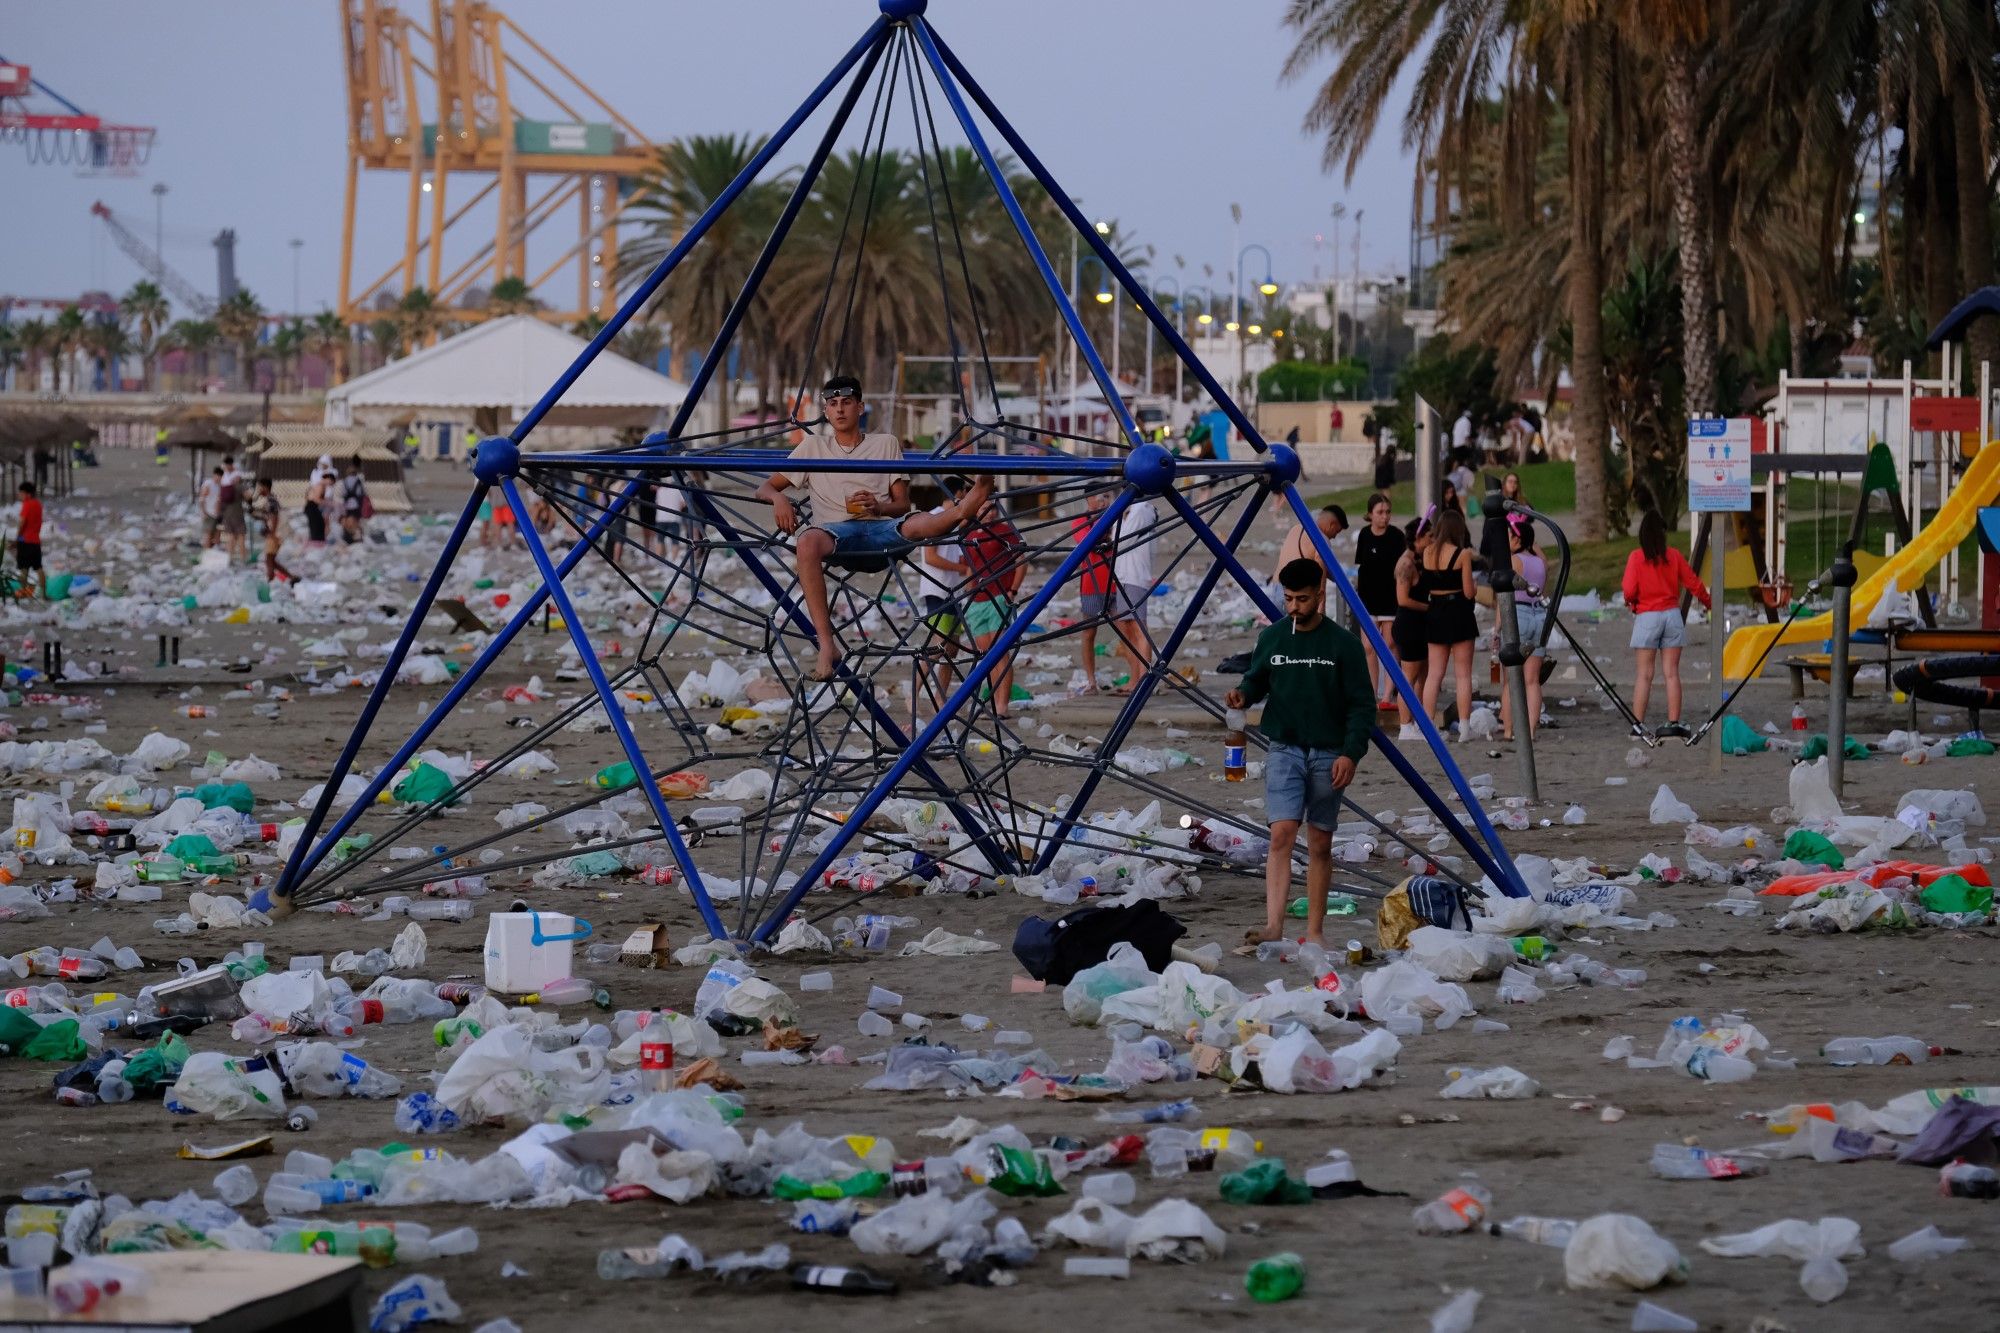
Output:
top-left (135, 856), bottom-right (185, 884)
top-left (1245, 1252), bottom-right (1306, 1303)
top-left (593, 761), bottom-right (638, 790)
top-left (771, 1170), bottom-right (888, 1202)
top-left (1509, 936), bottom-right (1555, 961)
top-left (224, 955), bottom-right (270, 981)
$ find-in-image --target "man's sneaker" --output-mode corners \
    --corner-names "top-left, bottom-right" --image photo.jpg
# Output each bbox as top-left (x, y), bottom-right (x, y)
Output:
top-left (1655, 720), bottom-right (1691, 739)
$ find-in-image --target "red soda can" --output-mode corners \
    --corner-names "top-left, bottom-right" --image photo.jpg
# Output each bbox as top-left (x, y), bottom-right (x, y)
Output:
top-left (435, 982), bottom-right (479, 1005)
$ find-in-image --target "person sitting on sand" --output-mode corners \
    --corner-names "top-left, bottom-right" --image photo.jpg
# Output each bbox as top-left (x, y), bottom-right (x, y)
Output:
top-left (1225, 557), bottom-right (1377, 948)
top-left (755, 375), bottom-right (992, 681)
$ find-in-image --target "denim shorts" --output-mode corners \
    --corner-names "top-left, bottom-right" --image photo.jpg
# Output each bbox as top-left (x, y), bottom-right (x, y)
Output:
top-left (812, 517), bottom-right (912, 558)
top-left (1264, 741), bottom-right (1342, 831)
top-left (1513, 603), bottom-right (1547, 652)
top-left (1631, 608), bottom-right (1686, 650)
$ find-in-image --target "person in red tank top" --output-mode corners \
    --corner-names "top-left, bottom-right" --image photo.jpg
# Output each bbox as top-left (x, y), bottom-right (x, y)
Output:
top-left (15, 482), bottom-right (45, 599)
top-left (1069, 490), bottom-right (1114, 693)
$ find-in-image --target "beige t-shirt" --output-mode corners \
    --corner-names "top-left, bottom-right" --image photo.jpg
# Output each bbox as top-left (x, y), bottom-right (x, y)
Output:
top-left (783, 429), bottom-right (904, 526)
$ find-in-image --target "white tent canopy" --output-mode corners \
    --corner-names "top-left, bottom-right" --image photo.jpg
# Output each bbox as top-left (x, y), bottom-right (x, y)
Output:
top-left (324, 316), bottom-right (686, 427)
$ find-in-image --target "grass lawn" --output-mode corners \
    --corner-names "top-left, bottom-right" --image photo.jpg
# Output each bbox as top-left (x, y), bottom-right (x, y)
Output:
top-left (1310, 460), bottom-right (1577, 518)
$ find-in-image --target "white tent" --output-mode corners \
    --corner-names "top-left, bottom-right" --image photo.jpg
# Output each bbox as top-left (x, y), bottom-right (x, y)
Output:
top-left (324, 316), bottom-right (686, 431)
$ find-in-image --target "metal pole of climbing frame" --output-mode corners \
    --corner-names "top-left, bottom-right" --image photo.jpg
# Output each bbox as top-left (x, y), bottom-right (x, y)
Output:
top-left (1828, 547), bottom-right (1856, 796)
top-left (1711, 505), bottom-right (1726, 776)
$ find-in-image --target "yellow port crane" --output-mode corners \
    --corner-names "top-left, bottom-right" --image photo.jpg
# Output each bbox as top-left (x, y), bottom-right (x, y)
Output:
top-left (338, 0), bottom-right (656, 329)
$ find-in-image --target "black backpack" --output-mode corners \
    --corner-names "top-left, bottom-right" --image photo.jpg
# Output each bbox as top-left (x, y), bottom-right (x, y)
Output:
top-left (1011, 899), bottom-right (1186, 985)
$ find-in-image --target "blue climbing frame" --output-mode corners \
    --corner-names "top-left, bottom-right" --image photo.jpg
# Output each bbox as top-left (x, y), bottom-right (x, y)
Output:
top-left (275, 0), bottom-right (1526, 938)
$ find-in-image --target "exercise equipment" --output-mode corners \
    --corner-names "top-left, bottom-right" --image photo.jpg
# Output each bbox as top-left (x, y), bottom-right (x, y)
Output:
top-left (263, 0), bottom-right (1531, 945)
top-left (1890, 655), bottom-right (2000, 717)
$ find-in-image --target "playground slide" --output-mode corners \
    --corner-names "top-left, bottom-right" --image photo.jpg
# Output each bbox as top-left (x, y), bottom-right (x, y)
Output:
top-left (1721, 436), bottom-right (2000, 680)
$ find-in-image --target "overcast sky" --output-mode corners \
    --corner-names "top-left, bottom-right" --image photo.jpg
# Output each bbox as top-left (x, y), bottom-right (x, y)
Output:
top-left (4, 0), bottom-right (1418, 318)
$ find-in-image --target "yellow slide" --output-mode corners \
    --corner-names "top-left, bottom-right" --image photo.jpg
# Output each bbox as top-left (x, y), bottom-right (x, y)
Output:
top-left (1722, 437), bottom-right (2000, 679)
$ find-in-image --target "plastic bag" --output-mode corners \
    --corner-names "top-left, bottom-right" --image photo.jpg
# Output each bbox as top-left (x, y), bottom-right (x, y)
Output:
top-left (1697, 1217), bottom-right (1861, 1303)
top-left (1898, 788), bottom-right (1986, 827)
top-left (1253, 1027), bottom-right (1399, 1093)
top-left (1125, 1198), bottom-right (1226, 1262)
top-left (168, 1051), bottom-right (287, 1120)
top-left (392, 762), bottom-right (459, 807)
top-left (851, 1189), bottom-right (996, 1257)
top-left (129, 732), bottom-right (191, 772)
top-left (1649, 785), bottom-right (1698, 825)
top-left (434, 1025), bottom-right (608, 1124)
top-left (1718, 715), bottom-right (1767, 755)
top-left (1358, 960), bottom-right (1471, 1024)
top-left (1439, 1065), bottom-right (1540, 1099)
top-left (1404, 926), bottom-right (1513, 981)
top-left (1563, 1214), bottom-right (1688, 1290)
top-left (1781, 829), bottom-right (1844, 869)
top-left (1062, 943), bottom-right (1156, 1026)
top-left (1042, 1197), bottom-right (1135, 1251)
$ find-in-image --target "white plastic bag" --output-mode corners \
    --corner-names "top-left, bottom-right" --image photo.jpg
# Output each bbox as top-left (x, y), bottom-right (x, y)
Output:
top-left (434, 1025), bottom-right (608, 1124)
top-left (1649, 785), bottom-right (1698, 825)
top-left (1439, 1065), bottom-right (1540, 1099)
top-left (1404, 926), bottom-right (1514, 981)
top-left (1359, 960), bottom-right (1472, 1023)
top-left (1042, 1197), bottom-right (1135, 1251)
top-left (168, 1051), bottom-right (287, 1121)
top-left (1697, 1217), bottom-right (1862, 1303)
top-left (1564, 1214), bottom-right (1687, 1291)
top-left (129, 732), bottom-right (191, 772)
top-left (1125, 1198), bottom-right (1226, 1262)
top-left (1061, 943), bottom-right (1157, 1026)
top-left (851, 1189), bottom-right (996, 1256)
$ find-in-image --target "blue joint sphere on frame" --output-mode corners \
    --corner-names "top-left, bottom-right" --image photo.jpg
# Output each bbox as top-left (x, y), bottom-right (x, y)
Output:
top-left (1265, 441), bottom-right (1302, 488)
top-left (471, 436), bottom-right (521, 484)
top-left (1123, 442), bottom-right (1178, 496)
top-left (880, 0), bottom-right (927, 17)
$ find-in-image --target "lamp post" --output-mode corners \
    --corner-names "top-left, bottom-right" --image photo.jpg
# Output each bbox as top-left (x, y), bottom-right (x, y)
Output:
top-left (1151, 275), bottom-right (1180, 407)
top-left (151, 182), bottom-right (169, 284)
top-left (1236, 242), bottom-right (1277, 407)
top-left (289, 238), bottom-right (304, 315)
top-left (1092, 220), bottom-right (1116, 391)
top-left (1328, 203), bottom-right (1347, 362)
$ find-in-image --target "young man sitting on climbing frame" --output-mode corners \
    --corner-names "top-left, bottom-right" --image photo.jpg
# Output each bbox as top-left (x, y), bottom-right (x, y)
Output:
top-left (1225, 557), bottom-right (1377, 949)
top-left (756, 375), bottom-right (993, 682)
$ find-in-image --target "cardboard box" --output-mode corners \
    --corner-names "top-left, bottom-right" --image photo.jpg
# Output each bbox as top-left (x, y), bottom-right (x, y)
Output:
top-left (620, 923), bottom-right (672, 968)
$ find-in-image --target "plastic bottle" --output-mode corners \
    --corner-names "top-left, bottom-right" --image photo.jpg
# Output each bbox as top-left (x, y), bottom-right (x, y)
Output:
top-left (598, 1247), bottom-right (692, 1280)
top-left (1821, 1036), bottom-right (1931, 1066)
top-left (1490, 1215), bottom-right (1576, 1248)
top-left (523, 976), bottom-right (592, 1006)
top-left (1791, 702), bottom-right (1808, 731)
top-left (1411, 1182), bottom-right (1491, 1233)
top-left (1081, 1171), bottom-right (1136, 1205)
top-left (270, 1222), bottom-right (396, 1266)
top-left (1224, 708), bottom-right (1247, 782)
top-left (790, 1264), bottom-right (899, 1295)
top-left (405, 900), bottom-right (472, 922)
top-left (1244, 1252), bottom-right (1305, 1303)
top-left (48, 1262), bottom-right (147, 1315)
top-left (1062, 1257), bottom-right (1130, 1279)
top-left (1649, 1144), bottom-right (1766, 1180)
top-left (1939, 1160), bottom-right (2000, 1199)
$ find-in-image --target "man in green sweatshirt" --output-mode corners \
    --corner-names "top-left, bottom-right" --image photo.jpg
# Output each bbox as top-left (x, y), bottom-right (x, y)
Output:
top-left (1225, 557), bottom-right (1377, 946)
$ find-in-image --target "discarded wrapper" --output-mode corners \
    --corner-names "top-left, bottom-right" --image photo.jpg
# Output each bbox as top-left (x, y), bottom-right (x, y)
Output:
top-left (177, 1136), bottom-right (274, 1161)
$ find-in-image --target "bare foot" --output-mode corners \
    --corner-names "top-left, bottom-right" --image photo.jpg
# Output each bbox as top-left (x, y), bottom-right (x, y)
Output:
top-left (1243, 924), bottom-right (1283, 945)
top-left (1303, 933), bottom-right (1326, 949)
top-left (810, 649), bottom-right (838, 682)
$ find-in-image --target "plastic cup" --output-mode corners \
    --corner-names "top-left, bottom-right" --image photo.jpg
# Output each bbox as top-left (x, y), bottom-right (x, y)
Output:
top-left (798, 972), bottom-right (833, 992)
top-left (865, 985), bottom-right (902, 1010)
top-left (1081, 1172), bottom-right (1135, 1205)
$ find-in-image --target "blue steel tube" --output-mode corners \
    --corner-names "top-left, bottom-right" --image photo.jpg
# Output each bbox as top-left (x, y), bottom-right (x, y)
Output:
top-left (277, 455), bottom-right (646, 900)
top-left (907, 22), bottom-right (1143, 449)
top-left (749, 488), bottom-right (1137, 942)
top-left (502, 479), bottom-right (729, 942)
top-left (268, 484), bottom-right (487, 908)
top-left (519, 451), bottom-right (1280, 479)
top-left (508, 16), bottom-right (890, 445)
top-left (1031, 486), bottom-right (1264, 872)
top-left (1162, 482), bottom-right (1520, 894)
top-left (1285, 483), bottom-right (1528, 897)
top-left (921, 22), bottom-right (1271, 456)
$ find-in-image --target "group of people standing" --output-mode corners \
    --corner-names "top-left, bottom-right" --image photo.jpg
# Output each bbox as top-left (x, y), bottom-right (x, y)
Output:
top-left (1340, 469), bottom-right (1708, 743)
top-left (196, 454), bottom-right (372, 584)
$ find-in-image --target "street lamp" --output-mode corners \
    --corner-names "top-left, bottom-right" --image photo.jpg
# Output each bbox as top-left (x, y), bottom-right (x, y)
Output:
top-left (151, 182), bottom-right (169, 284)
top-left (1235, 242), bottom-right (1276, 404)
top-left (1151, 275), bottom-right (1182, 402)
top-left (289, 238), bottom-right (304, 315)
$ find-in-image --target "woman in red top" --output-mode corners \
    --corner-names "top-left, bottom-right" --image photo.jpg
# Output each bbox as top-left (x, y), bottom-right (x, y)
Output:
top-left (15, 482), bottom-right (44, 599)
top-left (962, 494), bottom-right (1026, 719)
top-left (1620, 510), bottom-right (1711, 738)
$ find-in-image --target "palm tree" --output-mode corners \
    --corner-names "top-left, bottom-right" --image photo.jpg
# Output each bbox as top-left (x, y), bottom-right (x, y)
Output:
top-left (13, 318), bottom-right (49, 391)
top-left (397, 287), bottom-right (441, 351)
top-left (51, 305), bottom-right (86, 394)
top-left (82, 319), bottom-right (131, 391)
top-left (165, 318), bottom-right (221, 390)
top-left (368, 317), bottom-right (403, 369)
top-left (213, 289), bottom-right (267, 390)
top-left (0, 323), bottom-right (17, 391)
top-left (619, 134), bottom-right (792, 405)
top-left (119, 280), bottom-right (171, 391)
top-left (615, 322), bottom-right (666, 368)
top-left (271, 319), bottom-right (306, 393)
top-left (486, 276), bottom-right (539, 317)
top-left (307, 310), bottom-right (350, 385)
